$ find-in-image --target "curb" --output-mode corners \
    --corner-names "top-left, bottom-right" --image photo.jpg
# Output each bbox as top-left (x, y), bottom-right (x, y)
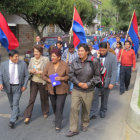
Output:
top-left (127, 63), bottom-right (140, 133)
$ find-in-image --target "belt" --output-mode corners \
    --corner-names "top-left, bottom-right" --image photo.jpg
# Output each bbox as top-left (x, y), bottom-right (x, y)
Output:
top-left (10, 84), bottom-right (19, 86)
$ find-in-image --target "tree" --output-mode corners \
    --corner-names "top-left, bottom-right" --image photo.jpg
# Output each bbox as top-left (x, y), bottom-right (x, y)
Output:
top-left (98, 0), bottom-right (117, 32)
top-left (111, 0), bottom-right (140, 31)
top-left (0, 0), bottom-right (96, 36)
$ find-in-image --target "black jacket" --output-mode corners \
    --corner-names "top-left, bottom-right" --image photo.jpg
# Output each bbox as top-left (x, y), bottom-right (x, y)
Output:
top-left (69, 55), bottom-right (101, 92)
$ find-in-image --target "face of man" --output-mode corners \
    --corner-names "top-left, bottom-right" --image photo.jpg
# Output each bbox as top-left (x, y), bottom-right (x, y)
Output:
top-left (56, 43), bottom-right (62, 49)
top-left (128, 37), bottom-right (132, 42)
top-left (10, 54), bottom-right (19, 63)
top-left (88, 45), bottom-right (93, 52)
top-left (125, 42), bottom-right (131, 49)
top-left (36, 36), bottom-right (41, 42)
top-left (78, 47), bottom-right (88, 60)
top-left (69, 48), bottom-right (75, 53)
top-left (57, 36), bottom-right (62, 41)
top-left (116, 37), bottom-right (121, 42)
top-left (99, 48), bottom-right (108, 57)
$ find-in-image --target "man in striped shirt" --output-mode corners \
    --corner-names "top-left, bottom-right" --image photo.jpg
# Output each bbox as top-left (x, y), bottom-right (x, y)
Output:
top-left (62, 44), bottom-right (78, 65)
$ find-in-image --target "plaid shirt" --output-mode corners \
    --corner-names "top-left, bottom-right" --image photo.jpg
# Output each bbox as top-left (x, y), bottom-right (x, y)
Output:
top-left (61, 49), bottom-right (78, 64)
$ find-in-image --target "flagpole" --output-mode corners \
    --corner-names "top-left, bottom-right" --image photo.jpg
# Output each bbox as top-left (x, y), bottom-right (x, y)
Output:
top-left (125, 9), bottom-right (135, 41)
top-left (119, 10), bottom-right (135, 62)
top-left (69, 6), bottom-right (75, 44)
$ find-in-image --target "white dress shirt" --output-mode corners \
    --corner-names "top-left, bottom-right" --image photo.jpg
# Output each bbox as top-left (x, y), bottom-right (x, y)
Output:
top-left (9, 60), bottom-right (19, 84)
top-left (100, 57), bottom-right (105, 65)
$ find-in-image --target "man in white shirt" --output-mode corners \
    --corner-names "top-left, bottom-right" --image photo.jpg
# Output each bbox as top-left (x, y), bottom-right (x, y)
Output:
top-left (112, 35), bottom-right (124, 50)
top-left (0, 50), bottom-right (29, 128)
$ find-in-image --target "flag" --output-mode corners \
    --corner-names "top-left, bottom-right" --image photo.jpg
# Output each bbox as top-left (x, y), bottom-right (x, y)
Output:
top-left (108, 38), bottom-right (116, 48)
top-left (0, 13), bottom-right (19, 51)
top-left (72, 7), bottom-right (86, 48)
top-left (128, 11), bottom-right (139, 54)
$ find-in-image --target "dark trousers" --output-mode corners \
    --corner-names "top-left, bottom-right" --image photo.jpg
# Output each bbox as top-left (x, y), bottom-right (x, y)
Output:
top-left (90, 88), bottom-right (110, 116)
top-left (49, 89), bottom-right (67, 128)
top-left (120, 66), bottom-right (132, 93)
top-left (24, 81), bottom-right (49, 118)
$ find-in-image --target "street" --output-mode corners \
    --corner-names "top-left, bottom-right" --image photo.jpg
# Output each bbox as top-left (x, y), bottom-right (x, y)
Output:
top-left (0, 70), bottom-right (139, 140)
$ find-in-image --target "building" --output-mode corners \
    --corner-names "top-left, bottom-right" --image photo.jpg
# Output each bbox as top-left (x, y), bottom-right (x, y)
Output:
top-left (85, 0), bottom-right (102, 35)
top-left (4, 14), bottom-right (34, 48)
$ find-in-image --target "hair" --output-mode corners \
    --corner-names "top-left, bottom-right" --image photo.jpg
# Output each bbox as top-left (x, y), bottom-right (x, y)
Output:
top-left (116, 35), bottom-right (121, 39)
top-left (87, 42), bottom-right (93, 47)
top-left (33, 45), bottom-right (43, 54)
top-left (51, 48), bottom-right (61, 57)
top-left (57, 36), bottom-right (62, 39)
top-left (116, 41), bottom-right (122, 48)
top-left (56, 41), bottom-right (62, 45)
top-left (124, 40), bottom-right (131, 45)
top-left (78, 43), bottom-right (90, 52)
top-left (68, 43), bottom-right (74, 49)
top-left (99, 42), bottom-right (107, 49)
top-left (9, 50), bottom-right (19, 57)
top-left (48, 45), bottom-right (56, 54)
top-left (36, 36), bottom-right (40, 39)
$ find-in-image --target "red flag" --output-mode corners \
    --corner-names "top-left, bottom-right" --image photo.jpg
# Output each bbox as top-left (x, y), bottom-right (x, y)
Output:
top-left (0, 13), bottom-right (19, 50)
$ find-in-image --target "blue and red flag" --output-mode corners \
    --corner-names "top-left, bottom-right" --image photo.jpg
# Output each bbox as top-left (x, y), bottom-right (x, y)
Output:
top-left (128, 11), bottom-right (139, 54)
top-left (0, 13), bottom-right (19, 51)
top-left (72, 7), bottom-right (86, 48)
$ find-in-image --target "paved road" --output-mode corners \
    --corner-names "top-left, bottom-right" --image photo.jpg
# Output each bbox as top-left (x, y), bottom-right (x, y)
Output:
top-left (0, 71), bottom-right (139, 140)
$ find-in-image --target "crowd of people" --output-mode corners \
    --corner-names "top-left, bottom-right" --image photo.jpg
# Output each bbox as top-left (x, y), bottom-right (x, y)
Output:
top-left (0, 34), bottom-right (137, 137)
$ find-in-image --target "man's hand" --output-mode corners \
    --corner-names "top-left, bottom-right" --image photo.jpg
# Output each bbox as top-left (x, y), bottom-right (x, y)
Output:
top-left (82, 83), bottom-right (88, 89)
top-left (108, 84), bottom-right (114, 90)
top-left (132, 67), bottom-right (135, 72)
top-left (78, 83), bottom-right (88, 89)
top-left (97, 51), bottom-right (100, 58)
top-left (21, 87), bottom-right (26, 92)
top-left (0, 84), bottom-right (3, 90)
top-left (78, 82), bottom-right (84, 88)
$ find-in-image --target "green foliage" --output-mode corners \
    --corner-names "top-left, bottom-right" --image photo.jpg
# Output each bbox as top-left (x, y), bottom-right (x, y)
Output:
top-left (99, 0), bottom-right (117, 32)
top-left (111, 0), bottom-right (140, 31)
top-left (0, 0), bottom-right (96, 36)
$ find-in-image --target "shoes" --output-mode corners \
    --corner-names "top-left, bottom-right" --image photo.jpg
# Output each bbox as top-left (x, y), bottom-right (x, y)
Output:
top-left (90, 115), bottom-right (97, 120)
top-left (100, 112), bottom-right (105, 118)
top-left (125, 87), bottom-right (128, 91)
top-left (66, 131), bottom-right (79, 137)
top-left (16, 116), bottom-right (19, 121)
top-left (55, 127), bottom-right (61, 133)
top-left (120, 91), bottom-right (125, 95)
top-left (81, 126), bottom-right (88, 132)
top-left (43, 114), bottom-right (48, 119)
top-left (24, 118), bottom-right (30, 124)
top-left (8, 122), bottom-right (15, 129)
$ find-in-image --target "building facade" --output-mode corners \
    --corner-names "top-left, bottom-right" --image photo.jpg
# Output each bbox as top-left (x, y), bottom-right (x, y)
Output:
top-left (85, 0), bottom-right (102, 35)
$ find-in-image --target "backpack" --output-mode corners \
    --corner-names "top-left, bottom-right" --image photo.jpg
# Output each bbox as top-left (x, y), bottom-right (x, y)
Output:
top-left (90, 56), bottom-right (107, 88)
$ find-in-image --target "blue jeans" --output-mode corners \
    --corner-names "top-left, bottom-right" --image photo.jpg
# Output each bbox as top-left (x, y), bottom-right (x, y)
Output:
top-left (116, 62), bottom-right (120, 83)
top-left (69, 81), bottom-right (73, 92)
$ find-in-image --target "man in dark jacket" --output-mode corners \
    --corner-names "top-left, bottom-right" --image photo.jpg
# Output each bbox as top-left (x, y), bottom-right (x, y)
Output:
top-left (66, 44), bottom-right (101, 137)
top-left (90, 42), bottom-right (117, 119)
